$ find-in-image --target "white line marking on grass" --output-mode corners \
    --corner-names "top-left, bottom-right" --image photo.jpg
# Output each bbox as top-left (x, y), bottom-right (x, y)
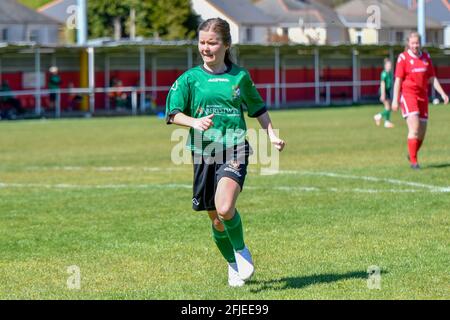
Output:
top-left (273, 170), bottom-right (450, 193)
top-left (24, 166), bottom-right (185, 172)
top-left (0, 182), bottom-right (192, 190)
top-left (6, 167), bottom-right (450, 193)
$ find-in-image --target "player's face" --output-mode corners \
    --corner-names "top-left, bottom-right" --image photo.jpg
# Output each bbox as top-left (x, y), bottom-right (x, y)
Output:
top-left (384, 61), bottom-right (392, 72)
top-left (408, 36), bottom-right (421, 55)
top-left (198, 30), bottom-right (229, 67)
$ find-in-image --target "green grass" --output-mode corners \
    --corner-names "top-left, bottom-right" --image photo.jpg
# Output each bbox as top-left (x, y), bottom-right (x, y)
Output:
top-left (0, 105), bottom-right (449, 299)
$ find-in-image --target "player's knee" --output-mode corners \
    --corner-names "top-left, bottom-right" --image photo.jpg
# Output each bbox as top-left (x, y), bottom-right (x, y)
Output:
top-left (216, 204), bottom-right (234, 220)
top-left (408, 130), bottom-right (419, 138)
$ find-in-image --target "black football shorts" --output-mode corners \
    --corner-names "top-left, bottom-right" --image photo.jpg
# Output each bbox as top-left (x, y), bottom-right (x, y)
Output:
top-left (191, 141), bottom-right (251, 211)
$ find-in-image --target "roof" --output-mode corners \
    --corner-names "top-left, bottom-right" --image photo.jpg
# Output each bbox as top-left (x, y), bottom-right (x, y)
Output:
top-left (254, 0), bottom-right (346, 28)
top-left (0, 0), bottom-right (60, 25)
top-left (336, 0), bottom-right (442, 29)
top-left (38, 0), bottom-right (77, 24)
top-left (395, 0), bottom-right (450, 25)
top-left (205, 0), bottom-right (277, 25)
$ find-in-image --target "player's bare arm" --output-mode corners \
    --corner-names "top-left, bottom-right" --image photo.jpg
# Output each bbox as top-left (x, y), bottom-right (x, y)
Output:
top-left (392, 77), bottom-right (402, 111)
top-left (256, 111), bottom-right (286, 152)
top-left (169, 113), bottom-right (214, 131)
top-left (430, 77), bottom-right (449, 104)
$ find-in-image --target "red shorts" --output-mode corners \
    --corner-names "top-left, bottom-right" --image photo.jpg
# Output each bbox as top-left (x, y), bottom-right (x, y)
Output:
top-left (400, 94), bottom-right (429, 121)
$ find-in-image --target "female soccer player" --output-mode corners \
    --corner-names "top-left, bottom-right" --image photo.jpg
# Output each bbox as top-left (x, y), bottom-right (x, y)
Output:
top-left (392, 32), bottom-right (449, 169)
top-left (165, 18), bottom-right (285, 287)
top-left (374, 58), bottom-right (394, 128)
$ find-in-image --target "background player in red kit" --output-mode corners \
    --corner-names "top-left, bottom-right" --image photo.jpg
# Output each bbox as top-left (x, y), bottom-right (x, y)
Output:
top-left (392, 32), bottom-right (449, 169)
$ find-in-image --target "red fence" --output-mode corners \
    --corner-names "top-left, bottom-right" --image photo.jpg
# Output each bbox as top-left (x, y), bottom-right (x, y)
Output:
top-left (2, 66), bottom-right (450, 111)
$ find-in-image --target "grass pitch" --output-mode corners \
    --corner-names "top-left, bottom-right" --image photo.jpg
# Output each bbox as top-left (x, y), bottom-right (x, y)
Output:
top-left (0, 105), bottom-right (449, 299)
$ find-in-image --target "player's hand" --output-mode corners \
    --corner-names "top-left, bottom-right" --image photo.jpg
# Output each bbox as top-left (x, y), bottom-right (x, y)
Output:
top-left (192, 114), bottom-right (214, 131)
top-left (270, 135), bottom-right (286, 152)
top-left (392, 100), bottom-right (399, 112)
top-left (380, 94), bottom-right (385, 103)
top-left (442, 93), bottom-right (449, 105)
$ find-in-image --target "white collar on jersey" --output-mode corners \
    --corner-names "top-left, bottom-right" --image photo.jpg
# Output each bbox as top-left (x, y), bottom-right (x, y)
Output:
top-left (408, 49), bottom-right (422, 59)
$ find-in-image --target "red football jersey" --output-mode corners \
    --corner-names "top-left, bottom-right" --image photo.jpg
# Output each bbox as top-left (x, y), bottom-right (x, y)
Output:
top-left (395, 50), bottom-right (436, 98)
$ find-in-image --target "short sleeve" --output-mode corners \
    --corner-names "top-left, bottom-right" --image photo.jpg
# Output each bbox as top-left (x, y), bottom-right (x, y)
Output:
top-left (241, 71), bottom-right (267, 118)
top-left (380, 71), bottom-right (386, 82)
top-left (165, 73), bottom-right (190, 124)
top-left (395, 54), bottom-right (406, 79)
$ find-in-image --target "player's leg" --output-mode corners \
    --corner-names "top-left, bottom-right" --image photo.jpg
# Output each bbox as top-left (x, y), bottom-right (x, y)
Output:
top-left (374, 90), bottom-right (383, 126)
top-left (418, 121), bottom-right (427, 151)
top-left (383, 99), bottom-right (394, 128)
top-left (215, 177), bottom-right (254, 281)
top-left (215, 177), bottom-right (243, 248)
top-left (193, 154), bottom-right (244, 287)
top-left (417, 99), bottom-right (429, 153)
top-left (406, 114), bottom-right (421, 168)
top-left (374, 104), bottom-right (383, 126)
top-left (208, 210), bottom-right (244, 287)
top-left (374, 112), bottom-right (382, 126)
top-left (401, 94), bottom-right (422, 168)
top-left (208, 210), bottom-right (235, 262)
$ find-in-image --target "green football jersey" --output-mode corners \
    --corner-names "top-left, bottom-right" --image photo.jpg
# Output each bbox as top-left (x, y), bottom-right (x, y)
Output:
top-left (166, 63), bottom-right (267, 154)
top-left (49, 74), bottom-right (61, 89)
top-left (380, 70), bottom-right (393, 91)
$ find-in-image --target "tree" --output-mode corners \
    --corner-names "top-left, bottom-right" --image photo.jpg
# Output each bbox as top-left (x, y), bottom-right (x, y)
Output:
top-left (88, 0), bottom-right (199, 40)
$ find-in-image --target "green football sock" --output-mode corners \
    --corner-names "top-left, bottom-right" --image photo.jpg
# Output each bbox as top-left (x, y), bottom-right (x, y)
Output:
top-left (222, 210), bottom-right (245, 251)
top-left (381, 109), bottom-right (391, 121)
top-left (212, 225), bottom-right (236, 263)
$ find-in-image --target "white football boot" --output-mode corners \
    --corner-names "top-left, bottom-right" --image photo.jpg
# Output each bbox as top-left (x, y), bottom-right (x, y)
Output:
top-left (228, 263), bottom-right (245, 287)
top-left (384, 121), bottom-right (395, 128)
top-left (234, 246), bottom-right (254, 281)
top-left (373, 113), bottom-right (382, 126)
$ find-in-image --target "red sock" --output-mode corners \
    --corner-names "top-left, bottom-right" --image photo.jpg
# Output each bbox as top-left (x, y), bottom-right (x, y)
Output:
top-left (418, 139), bottom-right (423, 151)
top-left (408, 139), bottom-right (420, 164)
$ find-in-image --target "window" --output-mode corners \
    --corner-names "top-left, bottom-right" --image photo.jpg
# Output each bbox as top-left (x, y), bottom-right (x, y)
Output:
top-left (355, 29), bottom-right (362, 44)
top-left (29, 29), bottom-right (40, 42)
top-left (427, 30), bottom-right (439, 44)
top-left (0, 28), bottom-right (8, 41)
top-left (245, 27), bottom-right (253, 43)
top-left (395, 31), bottom-right (404, 43)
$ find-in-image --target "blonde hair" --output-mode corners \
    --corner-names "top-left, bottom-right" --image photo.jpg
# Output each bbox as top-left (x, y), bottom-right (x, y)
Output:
top-left (405, 32), bottom-right (421, 50)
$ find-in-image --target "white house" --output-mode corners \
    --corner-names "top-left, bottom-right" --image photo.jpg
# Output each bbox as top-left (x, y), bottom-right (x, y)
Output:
top-left (336, 0), bottom-right (443, 45)
top-left (254, 0), bottom-right (349, 45)
top-left (395, 0), bottom-right (450, 47)
top-left (0, 0), bottom-right (61, 44)
top-left (191, 0), bottom-right (277, 44)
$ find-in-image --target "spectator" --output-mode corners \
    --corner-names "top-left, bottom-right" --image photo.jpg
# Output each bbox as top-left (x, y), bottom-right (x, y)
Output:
top-left (109, 78), bottom-right (129, 110)
top-left (48, 66), bottom-right (62, 110)
top-left (67, 82), bottom-right (82, 111)
top-left (0, 80), bottom-right (24, 119)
